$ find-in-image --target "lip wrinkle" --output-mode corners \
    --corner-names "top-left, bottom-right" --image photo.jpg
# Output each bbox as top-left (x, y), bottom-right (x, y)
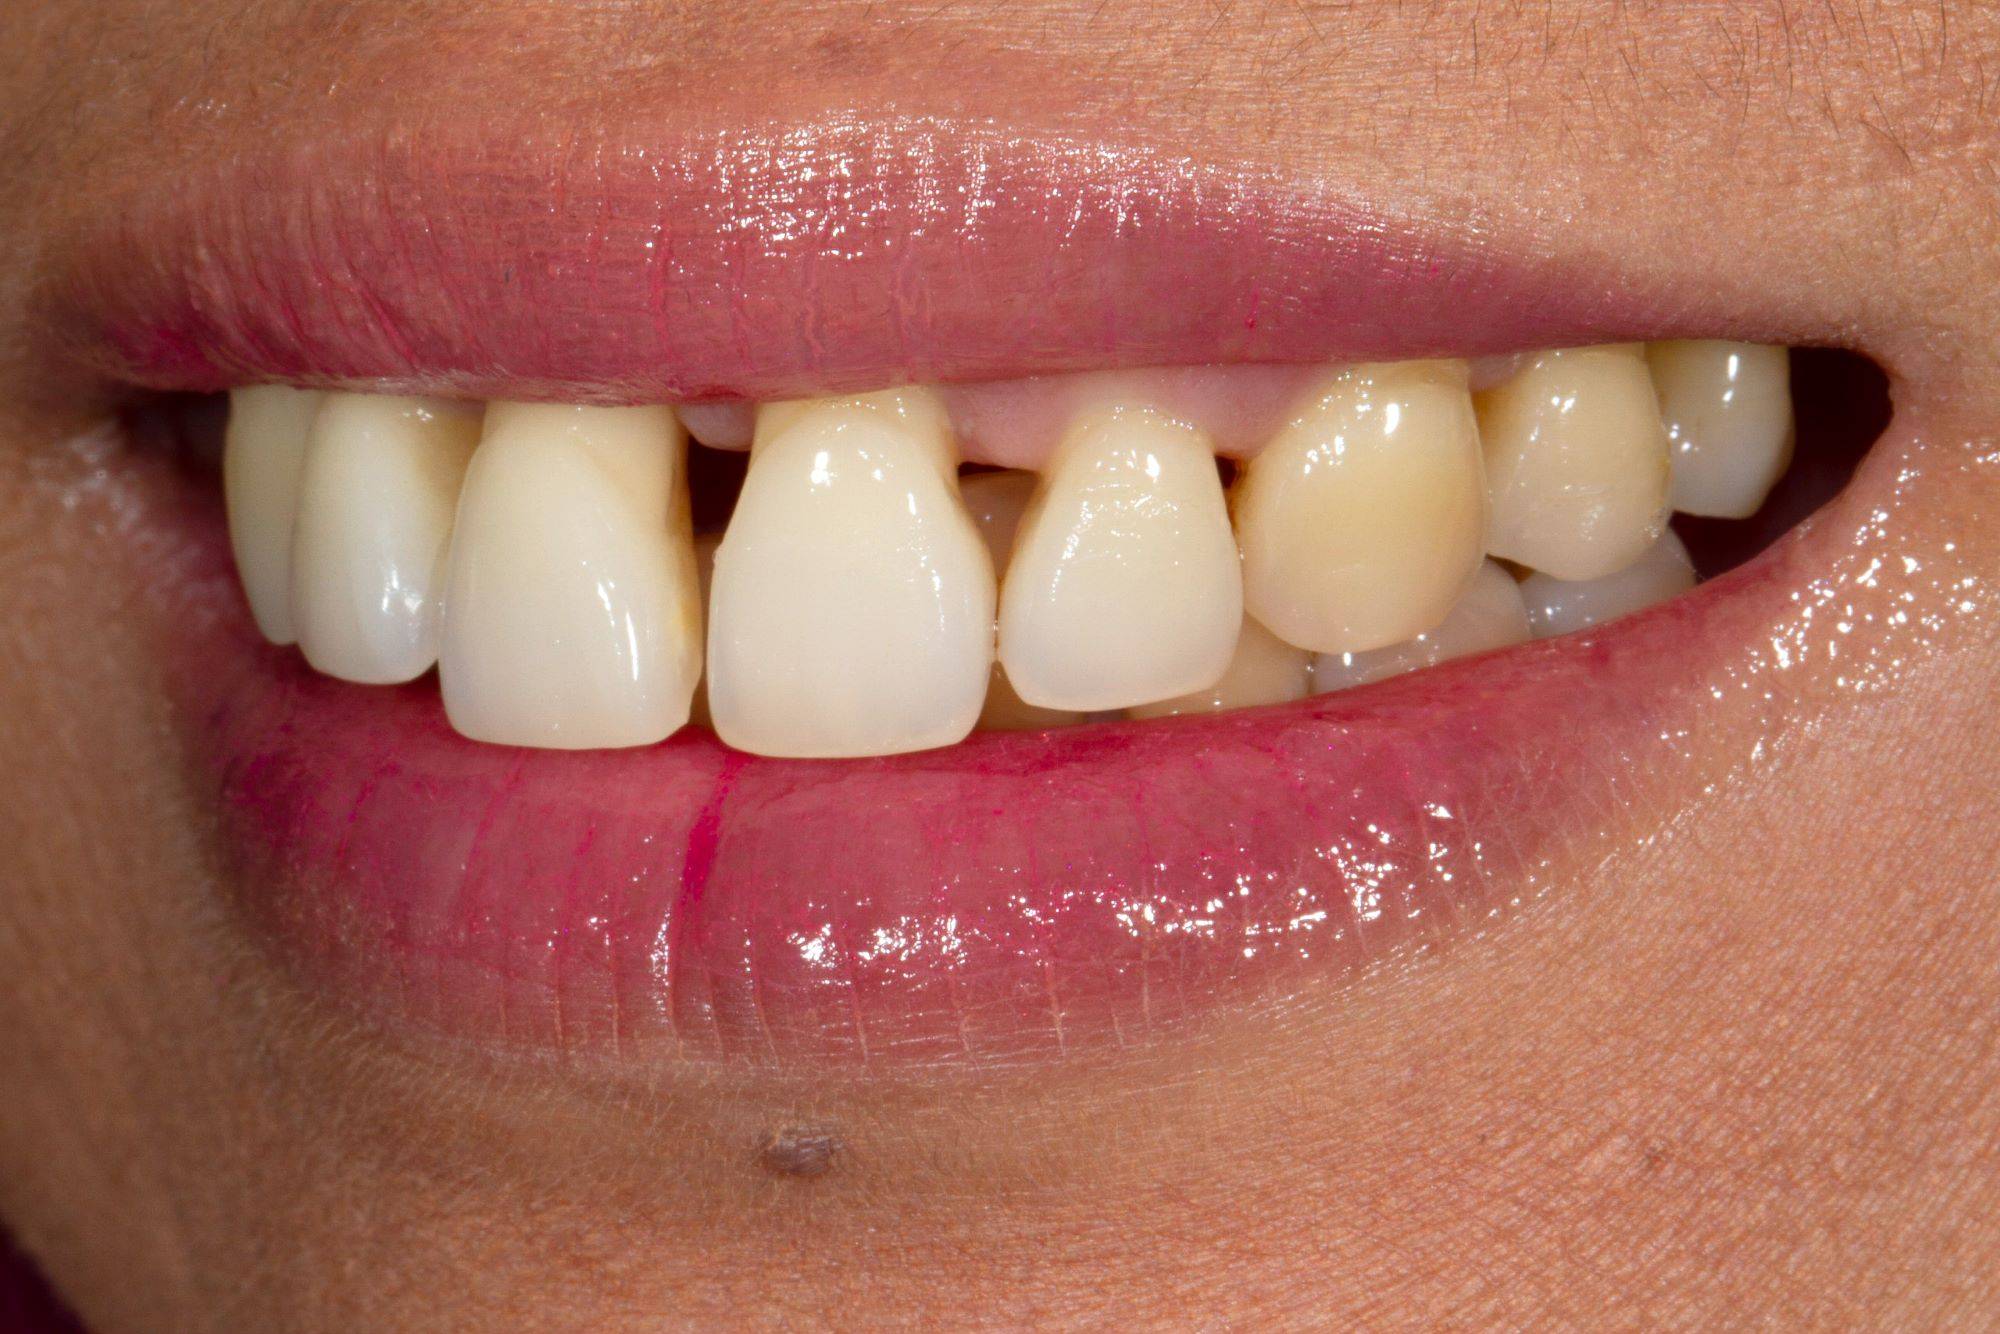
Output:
top-left (44, 116), bottom-right (1725, 405)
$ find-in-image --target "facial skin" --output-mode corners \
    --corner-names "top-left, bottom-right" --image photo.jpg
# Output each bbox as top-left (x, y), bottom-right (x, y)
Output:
top-left (1, 1), bottom-right (1998, 1328)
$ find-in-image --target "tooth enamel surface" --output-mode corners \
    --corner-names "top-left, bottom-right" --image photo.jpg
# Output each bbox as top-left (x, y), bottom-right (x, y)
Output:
top-left (997, 405), bottom-right (1241, 712)
top-left (1127, 617), bottom-right (1311, 718)
top-left (706, 388), bottom-right (995, 758)
top-left (1313, 560), bottom-right (1530, 691)
top-left (1232, 360), bottom-right (1487, 656)
top-left (438, 404), bottom-right (701, 749)
top-left (1519, 529), bottom-right (1696, 639)
top-left (289, 394), bottom-right (481, 684)
top-left (959, 471), bottom-right (1089, 730)
top-left (1477, 345), bottom-right (1672, 581)
top-left (1647, 341), bottom-right (1794, 519)
top-left (224, 385), bottom-right (326, 644)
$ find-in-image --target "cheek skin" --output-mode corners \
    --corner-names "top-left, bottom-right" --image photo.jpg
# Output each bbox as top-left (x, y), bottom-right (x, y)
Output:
top-left (0, 5), bottom-right (1998, 1333)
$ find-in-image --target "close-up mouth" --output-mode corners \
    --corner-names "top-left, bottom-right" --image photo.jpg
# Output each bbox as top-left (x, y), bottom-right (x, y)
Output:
top-left (27, 112), bottom-right (1918, 1069)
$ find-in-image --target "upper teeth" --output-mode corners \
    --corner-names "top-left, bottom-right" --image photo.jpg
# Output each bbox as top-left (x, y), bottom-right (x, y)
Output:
top-left (221, 342), bottom-right (1795, 757)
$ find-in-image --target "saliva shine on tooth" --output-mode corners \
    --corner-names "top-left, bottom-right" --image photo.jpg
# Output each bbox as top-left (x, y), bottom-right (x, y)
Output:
top-left (219, 340), bottom-right (1794, 756)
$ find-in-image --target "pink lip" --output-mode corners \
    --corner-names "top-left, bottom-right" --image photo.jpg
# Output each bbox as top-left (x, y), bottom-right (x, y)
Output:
top-left (151, 485), bottom-right (1789, 1065)
top-left (50, 114), bottom-right (1721, 405)
top-left (53, 112), bottom-right (1846, 1065)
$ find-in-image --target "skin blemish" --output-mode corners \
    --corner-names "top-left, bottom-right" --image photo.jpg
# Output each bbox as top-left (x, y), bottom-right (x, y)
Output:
top-left (758, 1125), bottom-right (842, 1179)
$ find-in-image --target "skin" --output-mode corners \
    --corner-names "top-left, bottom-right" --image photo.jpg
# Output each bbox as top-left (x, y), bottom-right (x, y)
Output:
top-left (2, 1), bottom-right (1998, 1328)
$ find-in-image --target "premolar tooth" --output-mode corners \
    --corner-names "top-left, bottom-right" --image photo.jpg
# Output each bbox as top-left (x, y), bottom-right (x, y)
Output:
top-left (706, 389), bottom-right (995, 758)
top-left (290, 394), bottom-right (480, 684)
top-left (997, 405), bottom-right (1241, 712)
top-left (1477, 345), bottom-right (1671, 581)
top-left (961, 470), bottom-right (1086, 731)
top-left (1647, 341), bottom-right (1794, 519)
top-left (1127, 617), bottom-right (1310, 718)
top-left (1519, 530), bottom-right (1695, 638)
top-left (439, 405), bottom-right (701, 749)
top-left (224, 385), bottom-right (325, 644)
top-left (1313, 560), bottom-right (1529, 691)
top-left (1232, 360), bottom-right (1487, 655)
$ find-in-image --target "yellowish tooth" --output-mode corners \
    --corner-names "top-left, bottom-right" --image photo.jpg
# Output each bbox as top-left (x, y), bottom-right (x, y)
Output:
top-left (998, 405), bottom-right (1241, 712)
top-left (1232, 360), bottom-right (1487, 655)
top-left (224, 385), bottom-right (326, 644)
top-left (961, 470), bottom-right (1087, 731)
top-left (1477, 344), bottom-right (1671, 580)
top-left (706, 388), bottom-right (995, 758)
top-left (289, 394), bottom-right (481, 684)
top-left (1127, 617), bottom-right (1311, 718)
top-left (1647, 341), bottom-right (1794, 519)
top-left (439, 404), bottom-right (701, 749)
top-left (1312, 560), bottom-right (1529, 691)
top-left (1519, 529), bottom-right (1696, 638)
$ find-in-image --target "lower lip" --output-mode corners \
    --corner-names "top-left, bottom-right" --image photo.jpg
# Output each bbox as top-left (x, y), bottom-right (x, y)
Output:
top-left (130, 452), bottom-right (1796, 1067)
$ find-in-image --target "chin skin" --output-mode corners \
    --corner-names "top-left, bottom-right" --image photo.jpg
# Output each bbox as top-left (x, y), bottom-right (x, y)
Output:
top-left (1, 2), bottom-right (2000, 1330)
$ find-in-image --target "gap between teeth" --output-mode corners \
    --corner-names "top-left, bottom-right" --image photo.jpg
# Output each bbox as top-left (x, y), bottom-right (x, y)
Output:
top-left (221, 342), bottom-right (1792, 758)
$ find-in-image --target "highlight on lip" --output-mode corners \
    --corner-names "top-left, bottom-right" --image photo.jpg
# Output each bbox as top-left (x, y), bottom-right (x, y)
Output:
top-left (219, 341), bottom-right (1794, 759)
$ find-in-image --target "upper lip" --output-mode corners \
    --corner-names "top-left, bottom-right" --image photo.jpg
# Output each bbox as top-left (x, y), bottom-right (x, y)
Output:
top-left (47, 112), bottom-right (1769, 405)
top-left (43, 104), bottom-right (1896, 1067)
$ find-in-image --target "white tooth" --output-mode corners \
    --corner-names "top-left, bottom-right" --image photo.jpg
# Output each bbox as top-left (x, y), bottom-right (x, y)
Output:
top-left (1127, 617), bottom-right (1310, 718)
top-left (1232, 360), bottom-right (1487, 655)
top-left (961, 470), bottom-right (1088, 731)
top-left (1647, 341), bottom-right (1794, 519)
top-left (1477, 344), bottom-right (1671, 581)
top-left (997, 405), bottom-right (1241, 712)
top-left (1312, 560), bottom-right (1529, 691)
top-left (688, 533), bottom-right (720, 731)
top-left (224, 385), bottom-right (326, 644)
top-left (706, 388), bottom-right (995, 758)
top-left (290, 394), bottom-right (481, 684)
top-left (1520, 529), bottom-right (1695, 639)
top-left (439, 404), bottom-right (701, 749)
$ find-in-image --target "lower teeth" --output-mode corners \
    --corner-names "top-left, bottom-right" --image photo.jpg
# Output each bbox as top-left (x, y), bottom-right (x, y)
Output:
top-left (219, 341), bottom-right (1799, 758)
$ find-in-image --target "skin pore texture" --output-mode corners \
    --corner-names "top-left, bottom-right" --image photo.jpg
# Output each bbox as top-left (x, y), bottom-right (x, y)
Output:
top-left (2, 1), bottom-right (1999, 1329)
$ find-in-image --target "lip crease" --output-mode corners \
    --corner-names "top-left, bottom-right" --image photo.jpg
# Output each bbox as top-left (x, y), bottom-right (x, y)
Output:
top-left (47, 113), bottom-right (1732, 406)
top-left (42, 112), bottom-right (1903, 1066)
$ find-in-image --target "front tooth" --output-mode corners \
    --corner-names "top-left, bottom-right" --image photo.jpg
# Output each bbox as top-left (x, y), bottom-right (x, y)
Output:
top-left (290, 394), bottom-right (481, 684)
top-left (1232, 360), bottom-right (1487, 655)
top-left (1312, 560), bottom-right (1529, 691)
top-left (1519, 529), bottom-right (1695, 638)
top-left (1647, 341), bottom-right (1794, 519)
top-left (1127, 617), bottom-right (1310, 718)
top-left (1477, 345), bottom-right (1671, 581)
top-left (997, 405), bottom-right (1241, 711)
top-left (439, 404), bottom-right (701, 749)
top-left (961, 470), bottom-right (1087, 731)
top-left (706, 388), bottom-right (995, 758)
top-left (224, 385), bottom-right (326, 644)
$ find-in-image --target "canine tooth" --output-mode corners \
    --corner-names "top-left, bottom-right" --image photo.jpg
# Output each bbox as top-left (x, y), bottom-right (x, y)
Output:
top-left (1477, 345), bottom-right (1671, 580)
top-left (706, 388), bottom-right (995, 758)
top-left (1127, 617), bottom-right (1310, 718)
top-left (439, 405), bottom-right (701, 749)
top-left (290, 394), bottom-right (480, 684)
top-left (1520, 530), bottom-right (1695, 638)
top-left (1233, 360), bottom-right (1486, 655)
top-left (998, 405), bottom-right (1240, 711)
top-left (1313, 561), bottom-right (1529, 691)
top-left (1647, 341), bottom-right (1794, 519)
top-left (960, 471), bottom-right (1087, 730)
top-left (224, 385), bottom-right (325, 644)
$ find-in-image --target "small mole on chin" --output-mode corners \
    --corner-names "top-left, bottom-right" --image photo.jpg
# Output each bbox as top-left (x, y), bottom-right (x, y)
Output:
top-left (758, 1125), bottom-right (842, 1179)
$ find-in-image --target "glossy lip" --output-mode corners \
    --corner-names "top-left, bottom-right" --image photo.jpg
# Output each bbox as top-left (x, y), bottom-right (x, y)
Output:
top-left (44, 113), bottom-right (1745, 408)
top-left (48, 112), bottom-right (1891, 1067)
